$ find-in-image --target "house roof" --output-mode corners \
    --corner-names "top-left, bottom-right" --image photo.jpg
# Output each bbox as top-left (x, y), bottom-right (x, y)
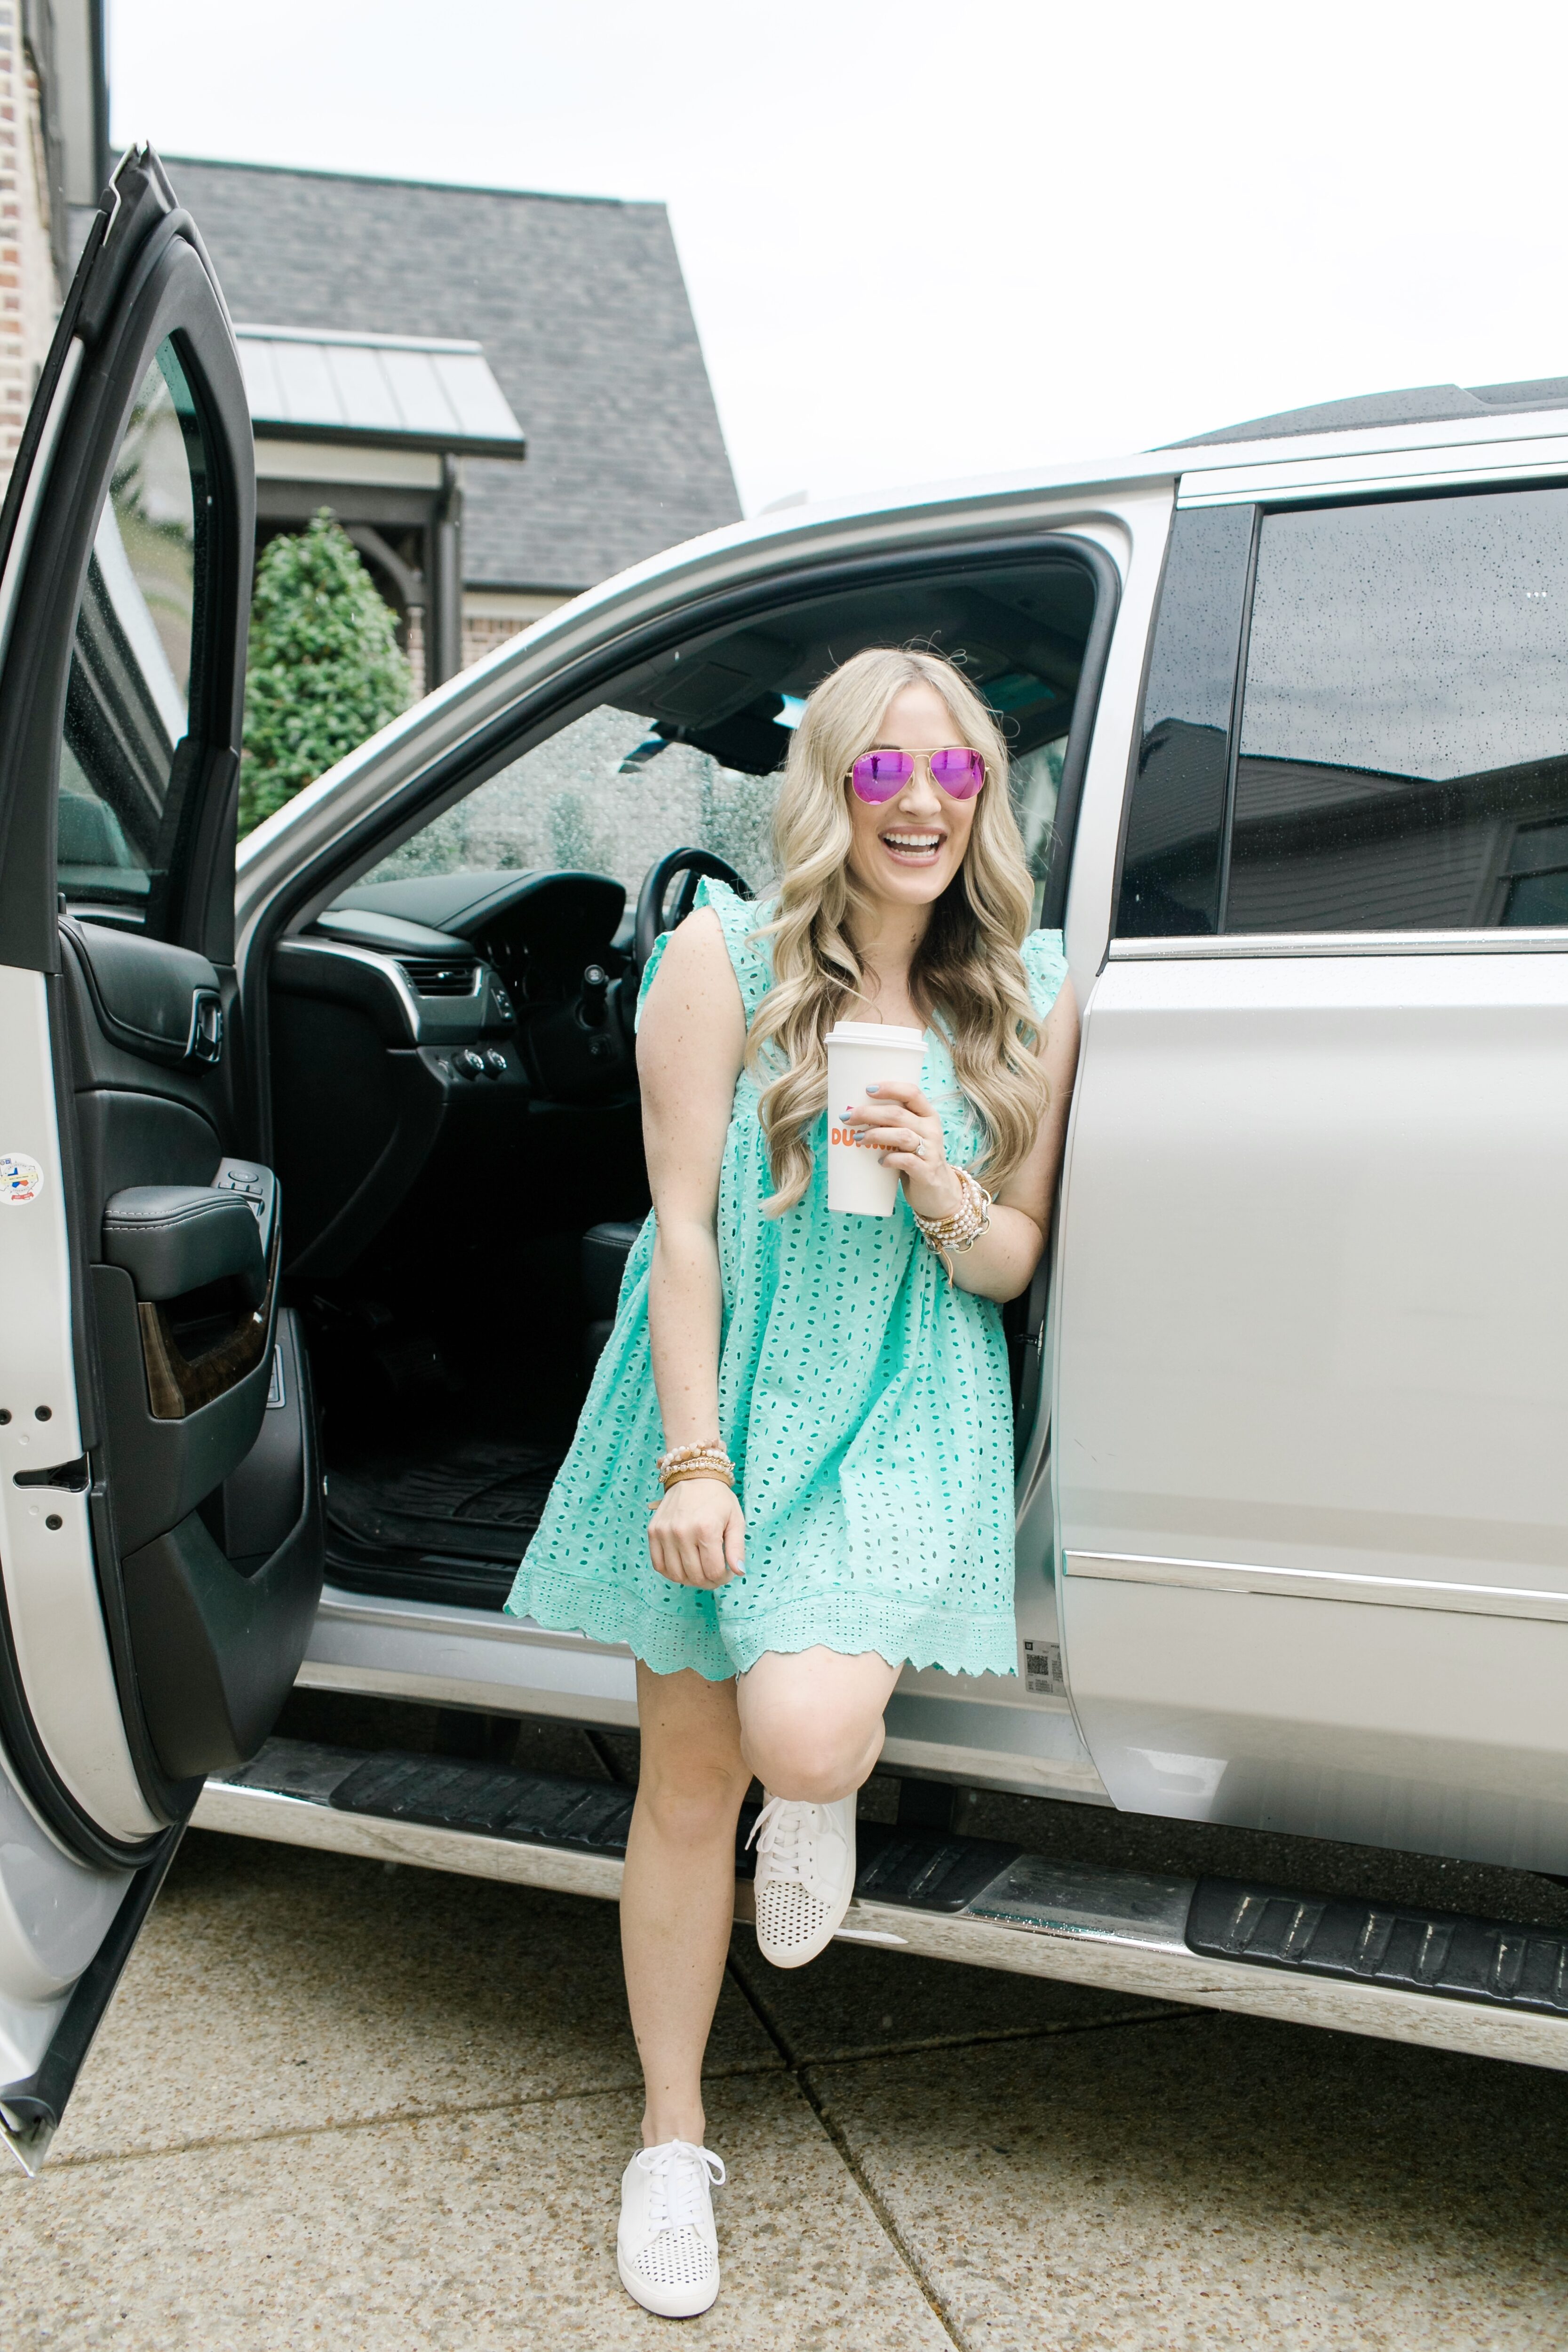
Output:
top-left (165, 157), bottom-right (741, 593)
top-left (234, 324), bottom-right (526, 459)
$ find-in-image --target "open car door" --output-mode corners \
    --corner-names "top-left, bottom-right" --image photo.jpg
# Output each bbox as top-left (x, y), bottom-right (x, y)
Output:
top-left (0, 148), bottom-right (323, 2172)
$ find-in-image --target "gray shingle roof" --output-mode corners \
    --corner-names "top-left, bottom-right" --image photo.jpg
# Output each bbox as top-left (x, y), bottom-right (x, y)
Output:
top-left (165, 157), bottom-right (741, 592)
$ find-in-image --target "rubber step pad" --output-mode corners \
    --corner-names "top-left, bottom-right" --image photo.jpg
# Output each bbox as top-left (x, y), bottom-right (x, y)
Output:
top-left (1188, 1875), bottom-right (1568, 2016)
top-left (327, 1754), bottom-right (1020, 1913)
top-left (330, 1756), bottom-right (637, 1853)
top-left (855, 1825), bottom-right (1024, 1915)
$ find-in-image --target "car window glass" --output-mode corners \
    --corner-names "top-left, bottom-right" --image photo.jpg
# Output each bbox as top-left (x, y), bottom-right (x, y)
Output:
top-left (57, 338), bottom-right (209, 929)
top-left (1228, 488), bottom-right (1568, 931)
top-left (1116, 503), bottom-right (1255, 937)
top-left (363, 703), bottom-right (782, 901)
top-left (1009, 736), bottom-right (1067, 929)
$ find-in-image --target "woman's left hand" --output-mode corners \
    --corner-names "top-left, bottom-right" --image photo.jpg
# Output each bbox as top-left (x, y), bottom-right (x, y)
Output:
top-left (844, 1075), bottom-right (964, 1223)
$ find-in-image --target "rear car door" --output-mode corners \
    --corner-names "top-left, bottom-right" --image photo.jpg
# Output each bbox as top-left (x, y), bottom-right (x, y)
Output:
top-left (0, 148), bottom-right (322, 2171)
top-left (1054, 463), bottom-right (1568, 1874)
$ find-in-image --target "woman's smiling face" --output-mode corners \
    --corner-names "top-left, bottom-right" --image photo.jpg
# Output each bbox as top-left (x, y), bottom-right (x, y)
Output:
top-left (844, 679), bottom-right (981, 912)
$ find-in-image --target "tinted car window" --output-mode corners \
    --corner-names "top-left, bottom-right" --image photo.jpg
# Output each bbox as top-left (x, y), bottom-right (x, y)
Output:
top-left (1115, 504), bottom-right (1254, 937)
top-left (57, 338), bottom-right (212, 931)
top-left (1227, 488), bottom-right (1568, 931)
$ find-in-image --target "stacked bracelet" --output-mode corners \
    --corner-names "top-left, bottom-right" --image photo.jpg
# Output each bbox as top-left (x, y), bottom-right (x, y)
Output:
top-left (655, 1441), bottom-right (735, 1494)
top-left (913, 1167), bottom-right (993, 1285)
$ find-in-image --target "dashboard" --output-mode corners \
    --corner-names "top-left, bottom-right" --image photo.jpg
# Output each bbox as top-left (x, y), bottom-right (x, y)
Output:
top-left (270, 868), bottom-right (641, 1276)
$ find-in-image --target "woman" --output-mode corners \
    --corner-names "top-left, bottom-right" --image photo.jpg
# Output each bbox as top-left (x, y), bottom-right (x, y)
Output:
top-left (507, 645), bottom-right (1080, 2319)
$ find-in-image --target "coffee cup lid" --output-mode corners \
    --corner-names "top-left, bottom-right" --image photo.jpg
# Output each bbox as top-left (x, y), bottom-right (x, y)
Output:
top-left (824, 1021), bottom-right (924, 1049)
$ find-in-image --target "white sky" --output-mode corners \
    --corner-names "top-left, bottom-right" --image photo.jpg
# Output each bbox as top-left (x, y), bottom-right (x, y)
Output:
top-left (111, 0), bottom-right (1568, 518)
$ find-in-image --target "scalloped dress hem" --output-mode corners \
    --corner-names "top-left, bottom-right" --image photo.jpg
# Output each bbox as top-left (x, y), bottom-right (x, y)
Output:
top-left (509, 1572), bottom-right (1018, 1684)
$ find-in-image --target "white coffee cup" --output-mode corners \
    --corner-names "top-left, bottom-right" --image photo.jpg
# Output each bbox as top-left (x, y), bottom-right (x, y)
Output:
top-left (824, 1021), bottom-right (927, 1215)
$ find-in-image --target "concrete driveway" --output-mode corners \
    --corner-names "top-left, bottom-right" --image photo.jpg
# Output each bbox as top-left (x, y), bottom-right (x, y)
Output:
top-left (6, 1705), bottom-right (1568, 2349)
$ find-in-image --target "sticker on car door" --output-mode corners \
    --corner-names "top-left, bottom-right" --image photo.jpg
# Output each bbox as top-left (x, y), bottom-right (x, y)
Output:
top-left (0, 1152), bottom-right (44, 1203)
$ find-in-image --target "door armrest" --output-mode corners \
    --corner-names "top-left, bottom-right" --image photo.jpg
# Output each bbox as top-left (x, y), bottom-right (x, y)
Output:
top-left (102, 1186), bottom-right (266, 1308)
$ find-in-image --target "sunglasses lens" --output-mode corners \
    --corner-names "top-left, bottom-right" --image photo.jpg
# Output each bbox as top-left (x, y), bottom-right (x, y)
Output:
top-left (930, 747), bottom-right (986, 798)
top-left (851, 751), bottom-right (913, 803)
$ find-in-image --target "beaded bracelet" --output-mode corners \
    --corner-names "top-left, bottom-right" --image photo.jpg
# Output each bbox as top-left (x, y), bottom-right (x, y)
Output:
top-left (650, 1455), bottom-right (736, 1510)
top-left (655, 1441), bottom-right (735, 1493)
top-left (913, 1167), bottom-right (993, 1284)
top-left (656, 1440), bottom-right (730, 1479)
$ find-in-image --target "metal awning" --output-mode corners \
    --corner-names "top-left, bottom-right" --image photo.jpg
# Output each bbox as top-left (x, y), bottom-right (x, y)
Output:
top-left (233, 324), bottom-right (527, 461)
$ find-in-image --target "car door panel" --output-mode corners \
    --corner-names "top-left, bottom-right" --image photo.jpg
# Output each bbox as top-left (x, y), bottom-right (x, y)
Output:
top-left (121, 1310), bottom-right (323, 1781)
top-left (0, 148), bottom-right (322, 2167)
top-left (0, 958), bottom-right (164, 1848)
top-left (1056, 946), bottom-right (1568, 1868)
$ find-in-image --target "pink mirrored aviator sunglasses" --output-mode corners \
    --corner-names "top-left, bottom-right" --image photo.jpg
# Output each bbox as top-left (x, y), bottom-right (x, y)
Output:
top-left (848, 746), bottom-right (989, 804)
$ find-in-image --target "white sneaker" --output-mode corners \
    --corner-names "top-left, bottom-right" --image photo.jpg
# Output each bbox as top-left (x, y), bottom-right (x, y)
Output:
top-left (617, 2138), bottom-right (726, 2318)
top-left (746, 1792), bottom-right (858, 1967)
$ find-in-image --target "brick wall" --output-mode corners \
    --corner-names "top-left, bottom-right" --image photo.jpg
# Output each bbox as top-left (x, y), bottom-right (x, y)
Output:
top-left (0, 12), bottom-right (56, 497)
top-left (461, 611), bottom-right (524, 670)
top-left (461, 591), bottom-right (572, 675)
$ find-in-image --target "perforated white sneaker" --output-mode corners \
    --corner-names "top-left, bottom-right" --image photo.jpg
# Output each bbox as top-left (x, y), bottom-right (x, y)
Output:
top-left (617, 2138), bottom-right (726, 2318)
top-left (746, 1791), bottom-right (858, 1967)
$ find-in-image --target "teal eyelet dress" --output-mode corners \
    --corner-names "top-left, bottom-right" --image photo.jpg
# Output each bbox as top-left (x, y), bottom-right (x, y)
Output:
top-left (504, 878), bottom-right (1068, 1682)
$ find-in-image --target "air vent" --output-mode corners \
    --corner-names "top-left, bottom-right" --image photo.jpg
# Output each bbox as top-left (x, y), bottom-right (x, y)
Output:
top-left (398, 958), bottom-right (479, 997)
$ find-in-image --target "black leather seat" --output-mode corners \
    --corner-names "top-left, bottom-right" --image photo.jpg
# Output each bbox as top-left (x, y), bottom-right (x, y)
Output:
top-left (581, 1219), bottom-right (644, 1375)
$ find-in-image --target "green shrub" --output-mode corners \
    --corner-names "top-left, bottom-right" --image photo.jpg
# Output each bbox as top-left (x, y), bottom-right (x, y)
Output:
top-left (239, 509), bottom-right (413, 835)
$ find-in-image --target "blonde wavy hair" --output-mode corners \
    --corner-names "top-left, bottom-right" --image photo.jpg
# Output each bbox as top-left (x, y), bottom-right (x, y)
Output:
top-left (746, 646), bottom-right (1050, 1216)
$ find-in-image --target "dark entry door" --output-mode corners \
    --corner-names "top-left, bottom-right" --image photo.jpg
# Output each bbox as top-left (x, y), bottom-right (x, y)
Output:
top-left (0, 148), bottom-right (322, 2173)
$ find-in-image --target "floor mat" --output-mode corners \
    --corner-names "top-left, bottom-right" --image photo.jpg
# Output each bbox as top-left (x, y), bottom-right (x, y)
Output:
top-left (327, 1437), bottom-right (565, 1564)
top-left (323, 1435), bottom-right (566, 1611)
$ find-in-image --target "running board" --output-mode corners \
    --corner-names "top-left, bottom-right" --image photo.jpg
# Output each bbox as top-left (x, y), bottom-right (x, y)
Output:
top-left (195, 1739), bottom-right (1568, 2074)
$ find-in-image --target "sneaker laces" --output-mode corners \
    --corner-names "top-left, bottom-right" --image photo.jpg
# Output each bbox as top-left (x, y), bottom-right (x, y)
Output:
top-left (746, 1795), bottom-right (812, 1878)
top-left (635, 2140), bottom-right (725, 2232)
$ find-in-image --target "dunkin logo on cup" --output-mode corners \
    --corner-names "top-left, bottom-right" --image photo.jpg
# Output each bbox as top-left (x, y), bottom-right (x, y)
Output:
top-left (830, 1124), bottom-right (881, 1152)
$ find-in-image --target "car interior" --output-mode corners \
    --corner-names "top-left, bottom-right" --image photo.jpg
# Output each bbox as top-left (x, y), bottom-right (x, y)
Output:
top-left (263, 551), bottom-right (1101, 1617)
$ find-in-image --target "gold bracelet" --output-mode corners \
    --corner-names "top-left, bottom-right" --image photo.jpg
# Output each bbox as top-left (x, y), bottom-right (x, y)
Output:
top-left (650, 1462), bottom-right (736, 1507)
top-left (913, 1168), bottom-right (992, 1284)
top-left (662, 1456), bottom-right (733, 1486)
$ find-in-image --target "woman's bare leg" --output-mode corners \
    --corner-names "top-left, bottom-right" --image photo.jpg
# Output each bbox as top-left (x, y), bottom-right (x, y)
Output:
top-left (737, 1647), bottom-right (901, 1803)
top-left (621, 1661), bottom-right (751, 2147)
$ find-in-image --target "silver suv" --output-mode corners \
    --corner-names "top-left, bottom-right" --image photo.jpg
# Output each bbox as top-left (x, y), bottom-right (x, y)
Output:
top-left (7, 150), bottom-right (1568, 2171)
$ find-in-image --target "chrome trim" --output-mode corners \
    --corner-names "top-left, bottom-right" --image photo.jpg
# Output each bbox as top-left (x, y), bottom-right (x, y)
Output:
top-left (274, 939), bottom-right (490, 1044)
top-left (1066, 1549), bottom-right (1568, 1625)
top-left (1178, 426), bottom-right (1568, 509)
top-left (299, 1584), bottom-right (642, 1728)
top-left (394, 957), bottom-right (484, 998)
top-left (1108, 930), bottom-right (1568, 961)
top-left (193, 1778), bottom-right (1568, 2074)
top-left (312, 1584), bottom-right (614, 1650)
top-left (193, 1778), bottom-right (627, 1901)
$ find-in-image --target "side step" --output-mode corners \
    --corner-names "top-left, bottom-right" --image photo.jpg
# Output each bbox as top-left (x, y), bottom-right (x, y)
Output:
top-left (195, 1739), bottom-right (1568, 2073)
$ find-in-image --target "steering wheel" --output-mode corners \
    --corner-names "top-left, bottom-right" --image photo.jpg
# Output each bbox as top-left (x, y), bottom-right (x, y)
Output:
top-left (632, 847), bottom-right (752, 976)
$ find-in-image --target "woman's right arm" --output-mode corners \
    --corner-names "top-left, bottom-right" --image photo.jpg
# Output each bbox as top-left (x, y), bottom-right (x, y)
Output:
top-left (636, 907), bottom-right (748, 1590)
